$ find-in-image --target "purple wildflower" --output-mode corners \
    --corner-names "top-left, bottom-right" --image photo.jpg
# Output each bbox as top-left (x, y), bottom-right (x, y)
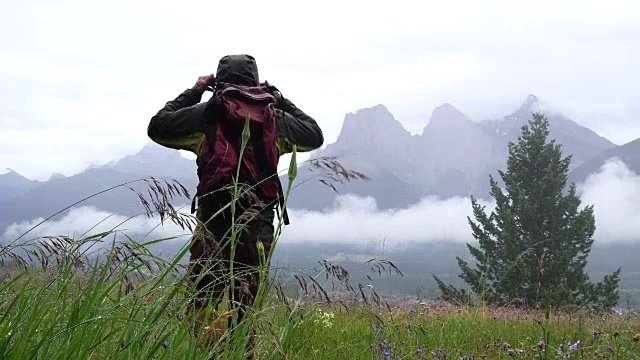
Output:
top-left (416, 347), bottom-right (423, 354)
top-left (162, 342), bottom-right (169, 349)
top-left (432, 347), bottom-right (447, 358)
top-left (569, 340), bottom-right (580, 351)
top-left (606, 346), bottom-right (614, 353)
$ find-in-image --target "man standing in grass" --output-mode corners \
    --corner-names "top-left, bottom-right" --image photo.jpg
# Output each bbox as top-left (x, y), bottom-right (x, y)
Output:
top-left (147, 54), bottom-right (323, 357)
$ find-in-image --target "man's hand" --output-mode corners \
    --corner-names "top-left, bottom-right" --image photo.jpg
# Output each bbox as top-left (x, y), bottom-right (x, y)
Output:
top-left (192, 74), bottom-right (215, 93)
top-left (262, 80), bottom-right (283, 102)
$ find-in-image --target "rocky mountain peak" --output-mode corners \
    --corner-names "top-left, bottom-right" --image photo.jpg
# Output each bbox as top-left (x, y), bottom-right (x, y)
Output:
top-left (136, 141), bottom-right (181, 158)
top-left (425, 103), bottom-right (472, 131)
top-left (0, 168), bottom-right (37, 191)
top-left (100, 141), bottom-right (196, 178)
top-left (524, 93), bottom-right (539, 106)
top-left (334, 104), bottom-right (412, 149)
top-left (1, 168), bottom-right (29, 181)
top-left (513, 94), bottom-right (543, 116)
top-left (48, 173), bottom-right (67, 181)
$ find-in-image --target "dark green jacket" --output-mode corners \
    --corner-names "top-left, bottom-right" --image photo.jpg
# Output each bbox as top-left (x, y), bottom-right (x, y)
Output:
top-left (148, 54), bottom-right (323, 156)
top-left (147, 88), bottom-right (324, 157)
top-left (147, 55), bottom-right (323, 230)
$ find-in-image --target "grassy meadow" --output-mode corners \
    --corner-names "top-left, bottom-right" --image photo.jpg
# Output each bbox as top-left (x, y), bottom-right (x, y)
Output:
top-left (1, 252), bottom-right (639, 360)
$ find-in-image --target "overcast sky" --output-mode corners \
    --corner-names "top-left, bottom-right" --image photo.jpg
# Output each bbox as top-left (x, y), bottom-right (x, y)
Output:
top-left (1, 0), bottom-right (639, 181)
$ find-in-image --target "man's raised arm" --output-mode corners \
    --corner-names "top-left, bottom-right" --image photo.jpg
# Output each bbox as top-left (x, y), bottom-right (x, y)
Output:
top-left (147, 75), bottom-right (214, 154)
top-left (274, 96), bottom-right (324, 154)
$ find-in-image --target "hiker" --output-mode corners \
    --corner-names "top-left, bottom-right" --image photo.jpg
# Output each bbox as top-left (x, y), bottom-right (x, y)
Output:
top-left (147, 54), bottom-right (323, 355)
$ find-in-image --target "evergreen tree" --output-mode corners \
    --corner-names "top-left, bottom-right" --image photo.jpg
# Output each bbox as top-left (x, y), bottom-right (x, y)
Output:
top-left (434, 112), bottom-right (621, 310)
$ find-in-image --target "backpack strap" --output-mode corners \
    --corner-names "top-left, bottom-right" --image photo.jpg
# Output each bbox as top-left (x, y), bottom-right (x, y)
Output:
top-left (191, 95), bottom-right (223, 215)
top-left (249, 121), bottom-right (290, 225)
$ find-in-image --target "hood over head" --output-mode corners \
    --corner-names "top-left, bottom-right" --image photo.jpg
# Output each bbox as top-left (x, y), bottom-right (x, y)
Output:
top-left (215, 54), bottom-right (260, 86)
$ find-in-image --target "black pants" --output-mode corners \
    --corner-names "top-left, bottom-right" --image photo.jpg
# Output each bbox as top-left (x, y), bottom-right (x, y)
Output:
top-left (188, 195), bottom-right (275, 322)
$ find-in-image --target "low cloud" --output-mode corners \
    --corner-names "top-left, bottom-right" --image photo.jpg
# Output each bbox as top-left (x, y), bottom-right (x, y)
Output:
top-left (280, 194), bottom-right (494, 246)
top-left (2, 206), bottom-right (192, 258)
top-left (3, 158), bottom-right (639, 258)
top-left (578, 157), bottom-right (640, 244)
top-left (280, 158), bottom-right (640, 246)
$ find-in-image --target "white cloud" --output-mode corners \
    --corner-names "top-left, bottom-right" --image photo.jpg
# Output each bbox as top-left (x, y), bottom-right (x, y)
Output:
top-left (4, 157), bottom-right (640, 259)
top-left (579, 157), bottom-right (640, 243)
top-left (2, 206), bottom-right (193, 257)
top-left (277, 158), bottom-right (640, 246)
top-left (279, 194), bottom-right (495, 246)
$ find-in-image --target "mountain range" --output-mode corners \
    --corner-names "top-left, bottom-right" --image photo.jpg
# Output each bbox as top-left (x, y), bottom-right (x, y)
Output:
top-left (284, 95), bottom-right (620, 211)
top-left (1, 94), bottom-right (637, 236)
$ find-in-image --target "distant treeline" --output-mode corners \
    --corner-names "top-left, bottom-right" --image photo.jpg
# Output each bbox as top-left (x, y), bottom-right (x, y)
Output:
top-left (270, 241), bottom-right (640, 308)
